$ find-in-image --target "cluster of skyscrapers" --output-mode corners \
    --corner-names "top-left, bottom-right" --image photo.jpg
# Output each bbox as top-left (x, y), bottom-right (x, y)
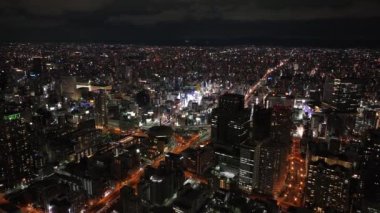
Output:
top-left (0, 44), bottom-right (379, 212)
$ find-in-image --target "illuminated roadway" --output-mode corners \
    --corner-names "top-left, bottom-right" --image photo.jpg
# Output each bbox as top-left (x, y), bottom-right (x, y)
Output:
top-left (244, 59), bottom-right (289, 107)
top-left (86, 167), bottom-right (145, 213)
top-left (0, 193), bottom-right (43, 213)
top-left (86, 132), bottom-right (204, 212)
top-left (84, 130), bottom-right (148, 212)
top-left (277, 132), bottom-right (306, 209)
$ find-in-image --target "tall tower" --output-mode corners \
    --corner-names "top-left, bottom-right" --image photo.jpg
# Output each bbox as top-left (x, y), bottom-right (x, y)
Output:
top-left (361, 129), bottom-right (380, 211)
top-left (254, 139), bottom-right (285, 195)
top-left (95, 91), bottom-right (108, 127)
top-left (239, 140), bottom-right (257, 193)
top-left (0, 108), bottom-right (35, 191)
top-left (211, 93), bottom-right (251, 171)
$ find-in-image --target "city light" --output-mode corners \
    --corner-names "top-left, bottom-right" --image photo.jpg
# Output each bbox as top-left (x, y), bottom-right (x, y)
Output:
top-left (1, 43), bottom-right (378, 213)
top-left (296, 126), bottom-right (304, 138)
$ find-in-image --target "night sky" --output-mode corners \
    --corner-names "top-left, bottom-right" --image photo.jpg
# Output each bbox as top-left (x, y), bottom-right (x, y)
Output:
top-left (1, 0), bottom-right (380, 45)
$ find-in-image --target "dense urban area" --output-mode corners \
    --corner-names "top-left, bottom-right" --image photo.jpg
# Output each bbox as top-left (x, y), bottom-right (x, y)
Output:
top-left (0, 43), bottom-right (379, 213)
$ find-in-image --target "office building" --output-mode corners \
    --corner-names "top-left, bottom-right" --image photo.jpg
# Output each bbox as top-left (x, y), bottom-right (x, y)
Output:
top-left (148, 126), bottom-right (174, 153)
top-left (239, 137), bottom-right (286, 195)
top-left (355, 105), bottom-right (380, 133)
top-left (361, 129), bottom-right (380, 212)
top-left (239, 140), bottom-right (257, 193)
top-left (255, 139), bottom-right (286, 195)
top-left (304, 156), bottom-right (352, 212)
top-left (182, 144), bottom-right (214, 175)
top-left (0, 108), bottom-right (35, 191)
top-left (310, 112), bottom-right (327, 139)
top-left (95, 90), bottom-right (108, 127)
top-left (29, 57), bottom-right (43, 78)
top-left (120, 186), bottom-right (144, 213)
top-left (138, 164), bottom-right (184, 206)
top-left (211, 93), bottom-right (251, 171)
top-left (71, 128), bottom-right (101, 162)
top-left (252, 107), bottom-right (272, 140)
top-left (60, 76), bottom-right (79, 100)
top-left (172, 184), bottom-right (210, 213)
top-left (323, 77), bottom-right (362, 112)
top-left (165, 152), bottom-right (183, 170)
top-left (112, 150), bottom-right (140, 180)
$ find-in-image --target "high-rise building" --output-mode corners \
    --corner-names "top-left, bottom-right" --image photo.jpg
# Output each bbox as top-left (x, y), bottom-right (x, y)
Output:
top-left (0, 69), bottom-right (8, 93)
top-left (138, 164), bottom-right (184, 206)
top-left (29, 57), bottom-right (43, 78)
top-left (252, 107), bottom-right (272, 140)
top-left (239, 140), bottom-right (257, 193)
top-left (0, 108), bottom-right (35, 191)
top-left (71, 128), bottom-right (101, 162)
top-left (355, 105), bottom-right (380, 133)
top-left (26, 58), bottom-right (45, 96)
top-left (112, 150), bottom-right (139, 180)
top-left (120, 185), bottom-right (143, 213)
top-left (218, 93), bottom-right (245, 112)
top-left (310, 112), bottom-right (327, 139)
top-left (323, 77), bottom-right (362, 112)
top-left (255, 139), bottom-right (286, 195)
top-left (239, 137), bottom-right (286, 195)
top-left (361, 129), bottom-right (380, 212)
top-left (95, 90), bottom-right (108, 127)
top-left (182, 144), bottom-right (214, 175)
top-left (60, 76), bottom-right (79, 100)
top-left (172, 184), bottom-right (211, 213)
top-left (304, 156), bottom-right (352, 212)
top-left (165, 152), bottom-right (183, 170)
top-left (211, 94), bottom-right (251, 171)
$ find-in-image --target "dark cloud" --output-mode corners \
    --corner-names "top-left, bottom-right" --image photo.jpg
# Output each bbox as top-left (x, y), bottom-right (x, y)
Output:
top-left (0, 0), bottom-right (380, 44)
top-left (254, 0), bottom-right (354, 9)
top-left (3, 0), bottom-right (111, 15)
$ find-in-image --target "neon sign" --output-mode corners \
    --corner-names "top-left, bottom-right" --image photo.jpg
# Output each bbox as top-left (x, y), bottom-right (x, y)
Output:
top-left (3, 113), bottom-right (21, 121)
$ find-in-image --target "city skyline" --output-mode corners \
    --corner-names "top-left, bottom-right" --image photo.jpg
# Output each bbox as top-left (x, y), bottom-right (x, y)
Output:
top-left (1, 44), bottom-right (379, 212)
top-left (0, 1), bottom-right (380, 212)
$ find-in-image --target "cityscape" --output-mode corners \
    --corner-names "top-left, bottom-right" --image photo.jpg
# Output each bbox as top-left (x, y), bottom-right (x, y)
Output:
top-left (1, 1), bottom-right (380, 213)
top-left (0, 44), bottom-right (379, 213)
